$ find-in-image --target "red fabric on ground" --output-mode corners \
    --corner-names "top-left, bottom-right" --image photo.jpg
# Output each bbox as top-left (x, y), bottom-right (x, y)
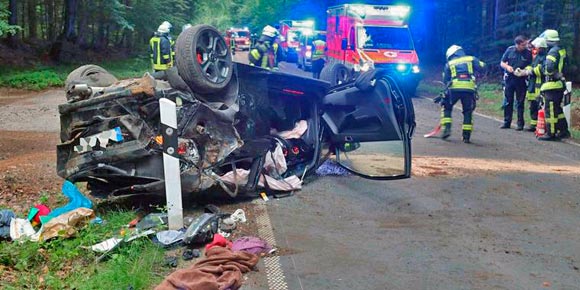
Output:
top-left (205, 233), bottom-right (233, 251)
top-left (155, 246), bottom-right (259, 290)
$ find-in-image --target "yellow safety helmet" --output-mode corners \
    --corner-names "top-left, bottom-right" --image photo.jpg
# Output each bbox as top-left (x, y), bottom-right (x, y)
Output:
top-left (445, 45), bottom-right (462, 60)
top-left (541, 29), bottom-right (559, 42)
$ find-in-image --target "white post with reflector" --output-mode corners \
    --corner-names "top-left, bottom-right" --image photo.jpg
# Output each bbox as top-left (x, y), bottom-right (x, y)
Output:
top-left (159, 98), bottom-right (183, 230)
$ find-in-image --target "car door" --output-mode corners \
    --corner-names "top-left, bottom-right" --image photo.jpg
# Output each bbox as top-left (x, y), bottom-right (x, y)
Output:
top-left (322, 71), bottom-right (415, 179)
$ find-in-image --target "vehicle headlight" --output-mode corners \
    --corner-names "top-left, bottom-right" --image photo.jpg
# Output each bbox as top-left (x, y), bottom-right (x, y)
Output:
top-left (412, 65), bottom-right (420, 73)
top-left (396, 64), bottom-right (407, 72)
top-left (305, 51), bottom-right (312, 57)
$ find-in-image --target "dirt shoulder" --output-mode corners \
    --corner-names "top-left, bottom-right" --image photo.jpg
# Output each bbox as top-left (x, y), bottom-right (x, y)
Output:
top-left (0, 88), bottom-right (63, 214)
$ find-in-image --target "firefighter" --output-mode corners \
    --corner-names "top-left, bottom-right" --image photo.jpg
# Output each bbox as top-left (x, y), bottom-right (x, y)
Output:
top-left (440, 45), bottom-right (486, 143)
top-left (515, 37), bottom-right (548, 132)
top-left (248, 25), bottom-right (282, 70)
top-left (311, 35), bottom-right (326, 79)
top-left (538, 29), bottom-right (570, 141)
top-left (150, 21), bottom-right (174, 72)
top-left (499, 35), bottom-right (532, 130)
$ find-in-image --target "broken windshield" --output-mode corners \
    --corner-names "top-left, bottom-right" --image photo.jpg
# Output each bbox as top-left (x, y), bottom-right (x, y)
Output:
top-left (357, 26), bottom-right (414, 50)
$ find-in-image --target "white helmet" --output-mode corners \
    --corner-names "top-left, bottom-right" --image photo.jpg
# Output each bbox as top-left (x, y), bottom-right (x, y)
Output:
top-left (445, 45), bottom-right (462, 60)
top-left (158, 21), bottom-right (172, 33)
top-left (182, 24), bottom-right (192, 32)
top-left (262, 25), bottom-right (278, 38)
top-left (531, 37), bottom-right (547, 48)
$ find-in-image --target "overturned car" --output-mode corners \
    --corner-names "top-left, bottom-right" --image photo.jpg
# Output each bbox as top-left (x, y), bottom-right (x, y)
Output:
top-left (56, 25), bottom-right (415, 198)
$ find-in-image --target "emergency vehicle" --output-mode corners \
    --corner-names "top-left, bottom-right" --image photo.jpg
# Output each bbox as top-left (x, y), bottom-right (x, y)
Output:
top-left (279, 20), bottom-right (315, 62)
top-left (225, 27), bottom-right (251, 51)
top-left (323, 4), bottom-right (421, 97)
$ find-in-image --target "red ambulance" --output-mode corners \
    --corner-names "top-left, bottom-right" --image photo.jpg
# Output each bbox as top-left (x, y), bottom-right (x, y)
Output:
top-left (323, 4), bottom-right (421, 97)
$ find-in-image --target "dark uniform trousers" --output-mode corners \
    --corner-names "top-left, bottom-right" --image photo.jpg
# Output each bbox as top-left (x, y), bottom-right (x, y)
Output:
top-left (503, 76), bottom-right (527, 127)
top-left (442, 90), bottom-right (475, 136)
top-left (543, 89), bottom-right (568, 137)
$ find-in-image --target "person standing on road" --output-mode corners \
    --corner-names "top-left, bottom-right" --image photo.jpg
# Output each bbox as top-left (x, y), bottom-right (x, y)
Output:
top-left (440, 45), bottom-right (486, 143)
top-left (516, 37), bottom-right (548, 132)
top-left (538, 29), bottom-right (570, 141)
top-left (150, 21), bottom-right (174, 72)
top-left (499, 35), bottom-right (532, 130)
top-left (311, 35), bottom-right (326, 79)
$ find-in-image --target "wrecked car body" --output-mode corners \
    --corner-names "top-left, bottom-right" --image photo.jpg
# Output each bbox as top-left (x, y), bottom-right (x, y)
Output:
top-left (56, 24), bottom-right (415, 198)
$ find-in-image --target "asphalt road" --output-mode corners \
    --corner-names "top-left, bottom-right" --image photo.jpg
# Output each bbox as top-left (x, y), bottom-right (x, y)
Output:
top-left (252, 58), bottom-right (580, 290)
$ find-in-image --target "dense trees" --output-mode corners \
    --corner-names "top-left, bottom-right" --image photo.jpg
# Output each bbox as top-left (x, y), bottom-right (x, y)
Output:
top-left (0, 0), bottom-right (579, 79)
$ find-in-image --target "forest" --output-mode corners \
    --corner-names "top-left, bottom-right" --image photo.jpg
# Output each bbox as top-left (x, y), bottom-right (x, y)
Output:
top-left (0, 0), bottom-right (579, 81)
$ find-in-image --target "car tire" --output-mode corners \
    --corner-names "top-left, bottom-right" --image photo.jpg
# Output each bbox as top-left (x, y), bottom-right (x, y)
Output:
top-left (320, 63), bottom-right (350, 86)
top-left (64, 65), bottom-right (118, 100)
top-left (176, 24), bottom-right (233, 94)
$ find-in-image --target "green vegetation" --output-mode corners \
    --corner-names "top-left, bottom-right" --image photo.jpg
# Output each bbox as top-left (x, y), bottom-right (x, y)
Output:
top-left (0, 210), bottom-right (167, 289)
top-left (0, 57), bottom-right (151, 91)
top-left (418, 82), bottom-right (580, 141)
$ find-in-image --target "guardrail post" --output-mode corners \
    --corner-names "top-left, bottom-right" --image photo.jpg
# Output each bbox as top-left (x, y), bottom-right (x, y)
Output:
top-left (159, 98), bottom-right (183, 230)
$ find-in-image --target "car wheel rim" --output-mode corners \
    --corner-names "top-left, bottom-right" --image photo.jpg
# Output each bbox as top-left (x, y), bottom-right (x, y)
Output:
top-left (196, 29), bottom-right (230, 84)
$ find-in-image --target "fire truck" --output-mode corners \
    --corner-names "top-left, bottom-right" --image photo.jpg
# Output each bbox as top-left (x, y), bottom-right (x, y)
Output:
top-left (279, 20), bottom-right (315, 63)
top-left (225, 27), bottom-right (251, 51)
top-left (322, 4), bottom-right (421, 97)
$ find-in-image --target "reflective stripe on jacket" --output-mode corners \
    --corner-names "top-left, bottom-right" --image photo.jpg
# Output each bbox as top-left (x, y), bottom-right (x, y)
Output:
top-left (150, 34), bottom-right (173, 71)
top-left (311, 40), bottom-right (326, 61)
top-left (540, 45), bottom-right (566, 91)
top-left (444, 55), bottom-right (485, 92)
top-left (526, 53), bottom-right (545, 100)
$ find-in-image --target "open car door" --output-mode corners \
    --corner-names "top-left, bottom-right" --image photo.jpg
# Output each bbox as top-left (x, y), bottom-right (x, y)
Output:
top-left (322, 70), bottom-right (415, 179)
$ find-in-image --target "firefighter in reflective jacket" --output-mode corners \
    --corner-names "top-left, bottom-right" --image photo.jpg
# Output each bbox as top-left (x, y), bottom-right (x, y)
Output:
top-left (517, 37), bottom-right (548, 132)
top-left (249, 25), bottom-right (285, 70)
top-left (538, 29), bottom-right (570, 140)
top-left (311, 37), bottom-right (326, 79)
top-left (441, 45), bottom-right (486, 143)
top-left (150, 21), bottom-right (174, 72)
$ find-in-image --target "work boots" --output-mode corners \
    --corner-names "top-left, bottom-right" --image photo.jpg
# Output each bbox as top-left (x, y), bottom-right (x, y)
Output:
top-left (441, 124), bottom-right (451, 139)
top-left (557, 130), bottom-right (571, 139)
top-left (462, 131), bottom-right (471, 143)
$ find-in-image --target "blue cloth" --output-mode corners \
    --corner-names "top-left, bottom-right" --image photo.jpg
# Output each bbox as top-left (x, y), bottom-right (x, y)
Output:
top-left (47, 181), bottom-right (93, 220)
top-left (0, 209), bottom-right (15, 239)
top-left (315, 160), bottom-right (351, 176)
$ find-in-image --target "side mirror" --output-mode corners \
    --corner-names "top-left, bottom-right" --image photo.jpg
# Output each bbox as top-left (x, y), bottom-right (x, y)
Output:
top-left (341, 38), bottom-right (348, 50)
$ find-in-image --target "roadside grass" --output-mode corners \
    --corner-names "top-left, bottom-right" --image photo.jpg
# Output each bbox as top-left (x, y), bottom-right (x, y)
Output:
top-left (418, 81), bottom-right (580, 141)
top-left (0, 57), bottom-right (151, 91)
top-left (0, 209), bottom-right (167, 289)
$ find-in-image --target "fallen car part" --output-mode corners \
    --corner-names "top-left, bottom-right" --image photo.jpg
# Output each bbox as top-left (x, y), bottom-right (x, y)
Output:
top-left (183, 213), bottom-right (219, 245)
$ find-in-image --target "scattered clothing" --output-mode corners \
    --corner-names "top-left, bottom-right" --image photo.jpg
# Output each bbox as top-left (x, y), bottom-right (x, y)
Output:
top-left (36, 207), bottom-right (95, 241)
top-left (155, 246), bottom-right (259, 290)
top-left (45, 181), bottom-right (92, 223)
top-left (9, 218), bottom-right (35, 241)
top-left (0, 209), bottom-right (15, 240)
top-left (231, 236), bottom-right (272, 255)
top-left (205, 233), bottom-right (232, 251)
top-left (155, 230), bottom-right (185, 247)
top-left (220, 169), bottom-right (302, 191)
top-left (316, 159), bottom-right (351, 176)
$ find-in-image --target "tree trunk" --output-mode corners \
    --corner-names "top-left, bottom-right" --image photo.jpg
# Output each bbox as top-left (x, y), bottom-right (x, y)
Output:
top-left (46, 0), bottom-right (55, 40)
top-left (63, 0), bottom-right (79, 42)
top-left (28, 0), bottom-right (38, 40)
top-left (77, 1), bottom-right (88, 48)
top-left (7, 0), bottom-right (20, 47)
